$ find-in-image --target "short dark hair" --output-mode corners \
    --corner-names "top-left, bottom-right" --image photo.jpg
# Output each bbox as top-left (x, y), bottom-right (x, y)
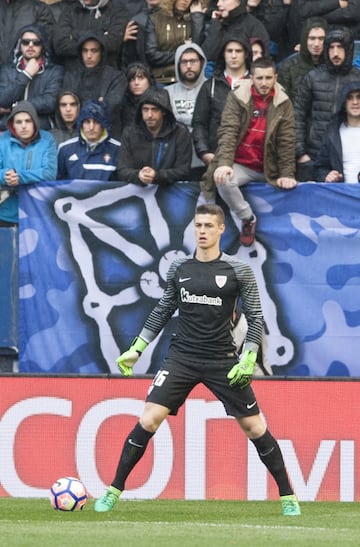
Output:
top-left (195, 204), bottom-right (225, 224)
top-left (250, 56), bottom-right (276, 74)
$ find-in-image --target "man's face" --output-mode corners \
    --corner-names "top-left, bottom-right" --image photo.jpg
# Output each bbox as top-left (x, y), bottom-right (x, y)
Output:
top-left (328, 42), bottom-right (346, 66)
top-left (141, 104), bottom-right (164, 134)
top-left (251, 66), bottom-right (277, 97)
top-left (346, 90), bottom-right (360, 119)
top-left (20, 32), bottom-right (43, 61)
top-left (179, 50), bottom-right (202, 83)
top-left (194, 213), bottom-right (225, 250)
top-left (81, 118), bottom-right (103, 142)
top-left (13, 112), bottom-right (36, 143)
top-left (307, 27), bottom-right (326, 60)
top-left (82, 39), bottom-right (102, 68)
top-left (82, 0), bottom-right (99, 5)
top-left (217, 0), bottom-right (239, 18)
top-left (247, 0), bottom-right (261, 7)
top-left (59, 95), bottom-right (79, 126)
top-left (224, 41), bottom-right (246, 71)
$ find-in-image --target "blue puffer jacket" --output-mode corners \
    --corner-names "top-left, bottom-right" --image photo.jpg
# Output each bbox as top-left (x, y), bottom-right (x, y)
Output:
top-left (0, 100), bottom-right (57, 224)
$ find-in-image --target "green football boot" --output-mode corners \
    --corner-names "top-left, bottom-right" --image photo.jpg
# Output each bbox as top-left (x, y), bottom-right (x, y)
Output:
top-left (94, 486), bottom-right (121, 512)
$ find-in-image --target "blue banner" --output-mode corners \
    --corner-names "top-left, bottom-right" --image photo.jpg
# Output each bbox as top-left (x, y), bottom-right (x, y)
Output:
top-left (18, 180), bottom-right (360, 377)
top-left (0, 227), bottom-right (17, 350)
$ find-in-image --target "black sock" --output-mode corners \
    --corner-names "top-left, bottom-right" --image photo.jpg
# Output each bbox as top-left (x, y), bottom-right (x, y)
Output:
top-left (251, 429), bottom-right (293, 496)
top-left (111, 422), bottom-right (154, 491)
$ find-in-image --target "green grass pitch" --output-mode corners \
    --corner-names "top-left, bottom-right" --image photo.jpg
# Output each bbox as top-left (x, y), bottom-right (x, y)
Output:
top-left (1, 499), bottom-right (359, 546)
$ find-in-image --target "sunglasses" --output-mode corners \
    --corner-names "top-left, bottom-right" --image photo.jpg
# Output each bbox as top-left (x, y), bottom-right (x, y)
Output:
top-left (21, 39), bottom-right (42, 46)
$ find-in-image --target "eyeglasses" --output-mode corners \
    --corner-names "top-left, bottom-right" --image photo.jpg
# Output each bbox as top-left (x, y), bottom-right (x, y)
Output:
top-left (179, 58), bottom-right (200, 66)
top-left (21, 39), bottom-right (42, 47)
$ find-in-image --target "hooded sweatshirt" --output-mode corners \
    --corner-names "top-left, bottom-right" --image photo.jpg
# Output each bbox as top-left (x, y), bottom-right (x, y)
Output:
top-left (0, 23), bottom-right (64, 130)
top-left (62, 32), bottom-right (126, 114)
top-left (166, 43), bottom-right (207, 171)
top-left (50, 90), bottom-right (81, 146)
top-left (277, 16), bottom-right (328, 102)
top-left (294, 26), bottom-right (360, 160)
top-left (166, 43), bottom-right (207, 129)
top-left (0, 100), bottom-right (57, 223)
top-left (315, 80), bottom-right (360, 182)
top-left (118, 87), bottom-right (192, 185)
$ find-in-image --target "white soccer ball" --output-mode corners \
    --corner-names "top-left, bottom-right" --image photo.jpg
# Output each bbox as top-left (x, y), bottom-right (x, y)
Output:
top-left (49, 477), bottom-right (88, 511)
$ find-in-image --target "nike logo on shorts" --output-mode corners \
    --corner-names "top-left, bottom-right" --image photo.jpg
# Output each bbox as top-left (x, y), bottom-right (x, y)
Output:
top-left (179, 277), bottom-right (191, 282)
top-left (246, 401), bottom-right (257, 409)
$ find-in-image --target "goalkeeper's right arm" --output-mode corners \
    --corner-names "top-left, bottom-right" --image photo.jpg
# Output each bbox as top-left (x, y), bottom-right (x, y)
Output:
top-left (116, 336), bottom-right (148, 376)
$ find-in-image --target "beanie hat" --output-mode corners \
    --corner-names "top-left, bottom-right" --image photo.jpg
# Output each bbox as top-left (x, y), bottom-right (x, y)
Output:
top-left (77, 99), bottom-right (110, 132)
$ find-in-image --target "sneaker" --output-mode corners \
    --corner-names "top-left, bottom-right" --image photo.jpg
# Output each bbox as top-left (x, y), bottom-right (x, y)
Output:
top-left (281, 494), bottom-right (301, 516)
top-left (94, 487), bottom-right (121, 512)
top-left (240, 215), bottom-right (256, 247)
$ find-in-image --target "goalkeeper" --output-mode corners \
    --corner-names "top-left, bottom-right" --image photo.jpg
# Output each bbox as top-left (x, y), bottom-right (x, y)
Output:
top-left (95, 203), bottom-right (300, 517)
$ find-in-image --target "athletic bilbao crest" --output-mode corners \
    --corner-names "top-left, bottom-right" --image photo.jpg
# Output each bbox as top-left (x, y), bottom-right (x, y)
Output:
top-left (215, 275), bottom-right (227, 288)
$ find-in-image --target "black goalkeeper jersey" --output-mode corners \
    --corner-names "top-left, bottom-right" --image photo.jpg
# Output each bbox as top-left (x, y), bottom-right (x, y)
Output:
top-left (139, 252), bottom-right (263, 362)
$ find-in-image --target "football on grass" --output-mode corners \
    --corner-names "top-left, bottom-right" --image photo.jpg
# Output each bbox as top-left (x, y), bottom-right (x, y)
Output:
top-left (49, 477), bottom-right (88, 511)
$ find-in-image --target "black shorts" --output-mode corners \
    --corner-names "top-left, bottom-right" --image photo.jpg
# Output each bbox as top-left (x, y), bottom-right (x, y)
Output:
top-left (146, 357), bottom-right (260, 418)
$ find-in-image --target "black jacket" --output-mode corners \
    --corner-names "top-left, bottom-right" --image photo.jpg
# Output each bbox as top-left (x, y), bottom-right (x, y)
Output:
top-left (0, 0), bottom-right (55, 64)
top-left (117, 87), bottom-right (192, 185)
top-left (0, 24), bottom-right (64, 130)
top-left (53, 0), bottom-right (128, 68)
top-left (201, 3), bottom-right (269, 61)
top-left (277, 16), bottom-right (328, 102)
top-left (315, 80), bottom-right (360, 181)
top-left (294, 26), bottom-right (360, 159)
top-left (192, 33), bottom-right (251, 158)
top-left (300, 0), bottom-right (360, 39)
top-left (192, 74), bottom-right (231, 159)
top-left (62, 33), bottom-right (127, 137)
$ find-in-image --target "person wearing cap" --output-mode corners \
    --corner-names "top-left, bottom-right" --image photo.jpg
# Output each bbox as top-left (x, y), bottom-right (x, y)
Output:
top-left (315, 80), bottom-right (360, 183)
top-left (0, 24), bottom-right (64, 132)
top-left (117, 87), bottom-right (192, 186)
top-left (50, 90), bottom-right (82, 146)
top-left (0, 100), bottom-right (57, 226)
top-left (57, 99), bottom-right (120, 180)
top-left (294, 26), bottom-right (360, 181)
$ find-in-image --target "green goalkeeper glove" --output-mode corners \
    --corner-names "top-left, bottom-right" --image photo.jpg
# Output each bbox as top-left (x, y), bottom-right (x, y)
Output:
top-left (116, 337), bottom-right (148, 377)
top-left (227, 350), bottom-right (257, 389)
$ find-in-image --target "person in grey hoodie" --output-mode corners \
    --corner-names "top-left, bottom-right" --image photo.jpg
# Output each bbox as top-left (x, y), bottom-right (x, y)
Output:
top-left (166, 43), bottom-right (207, 178)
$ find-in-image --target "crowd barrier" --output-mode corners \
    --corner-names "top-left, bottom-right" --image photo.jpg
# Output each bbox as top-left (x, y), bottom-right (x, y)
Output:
top-left (0, 376), bottom-right (359, 501)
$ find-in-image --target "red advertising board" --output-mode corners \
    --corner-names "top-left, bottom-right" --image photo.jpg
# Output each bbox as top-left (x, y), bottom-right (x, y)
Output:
top-left (0, 377), bottom-right (358, 502)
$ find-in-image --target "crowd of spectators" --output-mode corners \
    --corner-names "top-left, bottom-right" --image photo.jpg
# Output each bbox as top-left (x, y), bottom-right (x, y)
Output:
top-left (0, 0), bottom-right (360, 230)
